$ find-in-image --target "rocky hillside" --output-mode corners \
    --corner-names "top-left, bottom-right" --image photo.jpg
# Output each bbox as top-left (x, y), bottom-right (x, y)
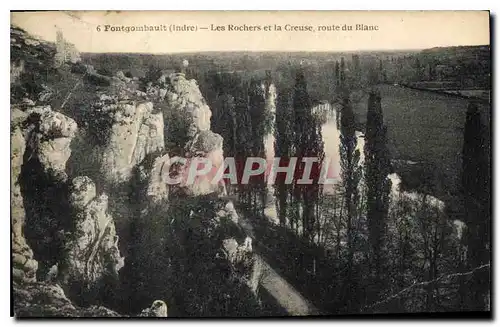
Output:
top-left (11, 26), bottom-right (264, 317)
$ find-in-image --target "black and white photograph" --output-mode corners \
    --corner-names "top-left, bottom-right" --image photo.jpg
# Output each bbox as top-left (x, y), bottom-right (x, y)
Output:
top-left (10, 10), bottom-right (491, 318)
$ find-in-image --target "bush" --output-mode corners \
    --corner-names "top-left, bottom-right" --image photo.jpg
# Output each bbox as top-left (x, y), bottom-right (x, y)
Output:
top-left (70, 62), bottom-right (88, 75)
top-left (85, 73), bottom-right (111, 87)
top-left (96, 67), bottom-right (113, 77)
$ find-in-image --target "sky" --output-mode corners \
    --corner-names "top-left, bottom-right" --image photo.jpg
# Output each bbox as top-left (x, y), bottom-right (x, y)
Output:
top-left (11, 11), bottom-right (490, 54)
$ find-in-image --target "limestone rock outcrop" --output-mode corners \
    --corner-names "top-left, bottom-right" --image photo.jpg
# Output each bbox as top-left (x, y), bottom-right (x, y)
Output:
top-left (131, 73), bottom-right (229, 200)
top-left (115, 70), bottom-right (132, 83)
top-left (13, 281), bottom-right (86, 317)
top-left (11, 26), bottom-right (177, 318)
top-left (159, 73), bottom-right (225, 196)
top-left (13, 281), bottom-right (121, 317)
top-left (222, 237), bottom-right (262, 294)
top-left (58, 176), bottom-right (124, 292)
top-left (181, 130), bottom-right (225, 196)
top-left (24, 106), bottom-right (77, 182)
top-left (11, 110), bottom-right (38, 284)
top-left (216, 201), bottom-right (240, 225)
top-left (136, 111), bottom-right (165, 166)
top-left (15, 106), bottom-right (77, 278)
top-left (13, 281), bottom-right (167, 318)
top-left (163, 73), bottom-right (212, 137)
top-left (144, 153), bottom-right (171, 205)
top-left (98, 99), bottom-right (165, 184)
top-left (139, 300), bottom-right (168, 317)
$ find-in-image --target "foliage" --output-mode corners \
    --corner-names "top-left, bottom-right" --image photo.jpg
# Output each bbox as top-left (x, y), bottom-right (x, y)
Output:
top-left (290, 68), bottom-right (325, 243)
top-left (96, 67), bottom-right (113, 77)
top-left (364, 90), bottom-right (392, 278)
top-left (121, 193), bottom-right (264, 317)
top-left (460, 101), bottom-right (491, 310)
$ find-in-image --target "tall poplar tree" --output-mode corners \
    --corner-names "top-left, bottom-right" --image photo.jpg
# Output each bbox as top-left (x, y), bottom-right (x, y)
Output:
top-left (339, 94), bottom-right (362, 311)
top-left (247, 78), bottom-right (268, 214)
top-left (364, 91), bottom-right (391, 283)
top-left (275, 88), bottom-right (293, 227)
top-left (461, 101), bottom-right (491, 310)
top-left (292, 68), bottom-right (324, 243)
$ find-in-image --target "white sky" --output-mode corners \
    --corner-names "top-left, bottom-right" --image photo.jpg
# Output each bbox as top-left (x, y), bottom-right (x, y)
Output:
top-left (11, 11), bottom-right (490, 54)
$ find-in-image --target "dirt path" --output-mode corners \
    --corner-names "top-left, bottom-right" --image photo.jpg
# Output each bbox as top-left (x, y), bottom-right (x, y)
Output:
top-left (258, 256), bottom-right (320, 316)
top-left (236, 211), bottom-right (320, 316)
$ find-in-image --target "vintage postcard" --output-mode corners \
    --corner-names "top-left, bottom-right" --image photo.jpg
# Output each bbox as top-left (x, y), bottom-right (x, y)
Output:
top-left (10, 10), bottom-right (491, 318)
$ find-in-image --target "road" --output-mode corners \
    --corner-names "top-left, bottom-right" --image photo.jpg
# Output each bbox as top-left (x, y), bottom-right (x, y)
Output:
top-left (236, 208), bottom-right (320, 316)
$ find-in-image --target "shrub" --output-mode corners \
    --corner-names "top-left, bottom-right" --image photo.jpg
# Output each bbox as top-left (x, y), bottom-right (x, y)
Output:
top-left (70, 62), bottom-right (88, 75)
top-left (96, 67), bottom-right (113, 77)
top-left (85, 73), bottom-right (111, 87)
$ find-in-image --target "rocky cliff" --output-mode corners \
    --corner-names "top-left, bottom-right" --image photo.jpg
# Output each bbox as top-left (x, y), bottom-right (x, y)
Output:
top-left (14, 105), bottom-right (78, 283)
top-left (58, 176), bottom-right (124, 302)
top-left (10, 27), bottom-right (168, 317)
top-left (11, 109), bottom-right (37, 285)
top-left (98, 99), bottom-right (164, 185)
top-left (13, 281), bottom-right (168, 317)
top-left (10, 104), bottom-right (162, 317)
top-left (11, 26), bottom-right (261, 318)
top-left (118, 72), bottom-right (262, 316)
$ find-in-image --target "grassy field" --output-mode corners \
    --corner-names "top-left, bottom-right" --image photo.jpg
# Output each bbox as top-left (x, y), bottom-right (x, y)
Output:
top-left (351, 84), bottom-right (490, 200)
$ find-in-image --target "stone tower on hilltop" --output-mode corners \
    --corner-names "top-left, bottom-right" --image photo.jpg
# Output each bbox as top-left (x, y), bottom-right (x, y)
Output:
top-left (54, 26), bottom-right (81, 68)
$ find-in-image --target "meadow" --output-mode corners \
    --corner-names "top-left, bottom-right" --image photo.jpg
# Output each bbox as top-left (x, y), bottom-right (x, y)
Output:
top-left (351, 84), bottom-right (490, 200)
